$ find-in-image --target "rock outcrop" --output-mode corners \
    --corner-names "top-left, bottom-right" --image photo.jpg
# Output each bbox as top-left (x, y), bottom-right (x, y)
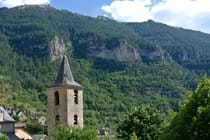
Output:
top-left (48, 36), bottom-right (170, 63)
top-left (88, 40), bottom-right (140, 63)
top-left (49, 36), bottom-right (66, 61)
top-left (139, 45), bottom-right (172, 62)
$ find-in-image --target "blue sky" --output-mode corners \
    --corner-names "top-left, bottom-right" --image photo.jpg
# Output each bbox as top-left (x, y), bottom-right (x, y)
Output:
top-left (50, 0), bottom-right (112, 17)
top-left (0, 0), bottom-right (210, 33)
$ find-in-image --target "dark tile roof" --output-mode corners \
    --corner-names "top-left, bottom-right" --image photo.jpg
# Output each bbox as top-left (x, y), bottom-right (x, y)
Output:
top-left (0, 107), bottom-right (15, 123)
top-left (54, 55), bottom-right (82, 88)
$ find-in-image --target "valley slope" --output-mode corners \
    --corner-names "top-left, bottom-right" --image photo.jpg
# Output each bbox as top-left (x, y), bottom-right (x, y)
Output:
top-left (1, 5), bottom-right (209, 128)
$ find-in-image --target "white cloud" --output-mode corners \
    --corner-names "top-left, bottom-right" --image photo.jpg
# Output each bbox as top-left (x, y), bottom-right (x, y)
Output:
top-left (102, 0), bottom-right (210, 33)
top-left (0, 0), bottom-right (50, 8)
top-left (102, 0), bottom-right (153, 22)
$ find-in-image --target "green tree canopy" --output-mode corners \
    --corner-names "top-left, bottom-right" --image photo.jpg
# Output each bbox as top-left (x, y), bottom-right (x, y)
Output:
top-left (50, 125), bottom-right (97, 140)
top-left (0, 135), bottom-right (9, 140)
top-left (163, 76), bottom-right (210, 140)
top-left (117, 105), bottom-right (165, 140)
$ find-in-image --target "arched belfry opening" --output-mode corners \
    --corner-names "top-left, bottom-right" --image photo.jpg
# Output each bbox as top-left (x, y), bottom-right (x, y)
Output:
top-left (74, 90), bottom-right (78, 104)
top-left (54, 91), bottom-right (59, 105)
top-left (74, 114), bottom-right (78, 125)
top-left (55, 115), bottom-right (60, 124)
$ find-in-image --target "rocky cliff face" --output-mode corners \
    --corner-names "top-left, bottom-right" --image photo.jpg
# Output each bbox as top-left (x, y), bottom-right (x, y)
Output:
top-left (88, 40), bottom-right (140, 63)
top-left (139, 45), bottom-right (172, 62)
top-left (48, 36), bottom-right (169, 63)
top-left (86, 40), bottom-right (172, 63)
top-left (49, 36), bottom-right (66, 61)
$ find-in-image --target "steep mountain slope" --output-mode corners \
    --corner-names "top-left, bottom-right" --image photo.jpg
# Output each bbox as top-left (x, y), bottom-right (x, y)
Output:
top-left (0, 6), bottom-right (206, 128)
top-left (127, 21), bottom-right (210, 74)
top-left (0, 6), bottom-right (138, 59)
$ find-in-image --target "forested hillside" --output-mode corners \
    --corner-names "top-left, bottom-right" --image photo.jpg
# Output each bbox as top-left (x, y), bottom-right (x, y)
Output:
top-left (127, 21), bottom-right (210, 74)
top-left (1, 5), bottom-right (209, 128)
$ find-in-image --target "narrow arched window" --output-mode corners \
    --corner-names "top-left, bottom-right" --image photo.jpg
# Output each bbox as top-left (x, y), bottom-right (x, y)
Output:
top-left (74, 90), bottom-right (78, 105)
top-left (55, 91), bottom-right (59, 105)
top-left (55, 115), bottom-right (60, 124)
top-left (74, 114), bottom-right (78, 125)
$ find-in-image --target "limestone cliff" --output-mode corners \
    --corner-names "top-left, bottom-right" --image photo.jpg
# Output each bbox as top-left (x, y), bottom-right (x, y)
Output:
top-left (48, 36), bottom-right (169, 63)
top-left (88, 40), bottom-right (140, 63)
top-left (139, 45), bottom-right (172, 62)
top-left (49, 36), bottom-right (66, 61)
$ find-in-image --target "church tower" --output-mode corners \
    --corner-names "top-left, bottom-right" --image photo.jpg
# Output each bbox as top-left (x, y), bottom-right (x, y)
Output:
top-left (47, 55), bottom-right (83, 135)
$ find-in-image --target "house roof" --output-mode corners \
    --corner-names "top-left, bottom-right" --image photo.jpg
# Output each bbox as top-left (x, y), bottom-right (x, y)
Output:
top-left (53, 55), bottom-right (82, 88)
top-left (0, 107), bottom-right (15, 123)
top-left (15, 128), bottom-right (32, 140)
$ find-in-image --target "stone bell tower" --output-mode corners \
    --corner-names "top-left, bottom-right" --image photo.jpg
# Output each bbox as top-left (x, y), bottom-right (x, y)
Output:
top-left (47, 55), bottom-right (83, 135)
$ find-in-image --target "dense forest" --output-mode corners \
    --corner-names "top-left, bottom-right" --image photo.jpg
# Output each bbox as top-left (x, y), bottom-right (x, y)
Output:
top-left (0, 5), bottom-right (210, 129)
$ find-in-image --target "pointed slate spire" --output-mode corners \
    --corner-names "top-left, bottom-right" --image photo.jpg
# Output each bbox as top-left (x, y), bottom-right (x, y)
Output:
top-left (55, 55), bottom-right (82, 88)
